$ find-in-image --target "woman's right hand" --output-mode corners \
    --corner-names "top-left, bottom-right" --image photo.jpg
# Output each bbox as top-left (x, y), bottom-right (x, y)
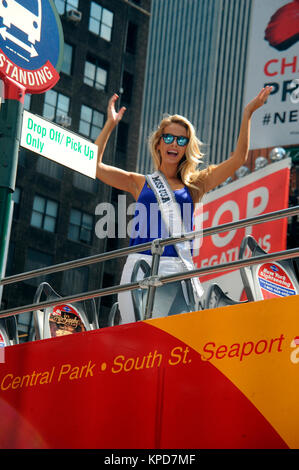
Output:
top-left (107, 93), bottom-right (126, 125)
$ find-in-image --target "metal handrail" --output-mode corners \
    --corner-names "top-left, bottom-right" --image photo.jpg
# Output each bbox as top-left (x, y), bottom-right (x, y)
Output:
top-left (0, 246), bottom-right (298, 319)
top-left (0, 205), bottom-right (298, 321)
top-left (1, 205), bottom-right (298, 286)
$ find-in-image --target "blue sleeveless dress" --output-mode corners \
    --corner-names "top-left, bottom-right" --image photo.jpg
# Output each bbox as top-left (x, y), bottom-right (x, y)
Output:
top-left (129, 180), bottom-right (194, 257)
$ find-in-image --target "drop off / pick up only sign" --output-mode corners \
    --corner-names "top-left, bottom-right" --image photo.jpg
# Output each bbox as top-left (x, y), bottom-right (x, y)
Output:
top-left (20, 110), bottom-right (98, 178)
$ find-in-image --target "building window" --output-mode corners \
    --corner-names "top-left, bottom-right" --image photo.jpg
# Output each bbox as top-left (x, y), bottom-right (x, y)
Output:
top-left (122, 71), bottom-right (133, 104)
top-left (61, 43), bottom-right (73, 75)
top-left (79, 104), bottom-right (104, 140)
top-left (61, 266), bottom-right (89, 296)
top-left (117, 121), bottom-right (129, 152)
top-left (89, 2), bottom-right (114, 42)
top-left (5, 242), bottom-right (15, 276)
top-left (84, 56), bottom-right (108, 91)
top-left (24, 93), bottom-right (31, 110)
top-left (43, 90), bottom-right (70, 122)
top-left (18, 149), bottom-right (27, 167)
top-left (73, 172), bottom-right (98, 193)
top-left (36, 157), bottom-right (63, 179)
top-left (68, 209), bottom-right (93, 244)
top-left (12, 187), bottom-right (21, 220)
top-left (54, 0), bottom-right (78, 15)
top-left (31, 195), bottom-right (58, 233)
top-left (24, 248), bottom-right (54, 287)
top-left (126, 22), bottom-right (138, 54)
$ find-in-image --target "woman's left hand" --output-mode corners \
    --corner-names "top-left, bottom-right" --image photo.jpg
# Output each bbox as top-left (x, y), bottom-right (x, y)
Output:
top-left (245, 85), bottom-right (273, 115)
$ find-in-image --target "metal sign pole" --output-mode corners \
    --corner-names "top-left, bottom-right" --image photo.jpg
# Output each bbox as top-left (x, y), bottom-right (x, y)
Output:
top-left (0, 78), bottom-right (25, 305)
top-left (0, 0), bottom-right (64, 311)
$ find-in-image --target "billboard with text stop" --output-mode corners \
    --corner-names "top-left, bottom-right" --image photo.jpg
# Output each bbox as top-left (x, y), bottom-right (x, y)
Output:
top-left (193, 158), bottom-right (291, 300)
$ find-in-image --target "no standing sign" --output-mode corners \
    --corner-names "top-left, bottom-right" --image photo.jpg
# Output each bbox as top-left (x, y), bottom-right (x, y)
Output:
top-left (0, 1), bottom-right (98, 178)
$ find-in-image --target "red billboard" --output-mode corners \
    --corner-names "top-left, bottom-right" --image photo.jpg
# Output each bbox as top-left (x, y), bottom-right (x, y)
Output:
top-left (193, 158), bottom-right (291, 300)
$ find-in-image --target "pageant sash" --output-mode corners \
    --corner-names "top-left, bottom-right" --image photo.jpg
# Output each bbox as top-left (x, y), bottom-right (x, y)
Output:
top-left (146, 171), bottom-right (204, 300)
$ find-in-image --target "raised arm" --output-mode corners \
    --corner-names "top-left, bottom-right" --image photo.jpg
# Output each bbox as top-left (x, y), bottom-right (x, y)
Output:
top-left (95, 94), bottom-right (145, 199)
top-left (203, 86), bottom-right (273, 193)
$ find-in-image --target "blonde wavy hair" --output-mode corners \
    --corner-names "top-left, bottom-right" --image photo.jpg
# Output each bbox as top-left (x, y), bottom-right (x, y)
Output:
top-left (148, 114), bottom-right (215, 203)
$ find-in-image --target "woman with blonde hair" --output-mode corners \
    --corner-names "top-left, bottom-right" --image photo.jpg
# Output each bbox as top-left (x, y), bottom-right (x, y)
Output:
top-left (95, 86), bottom-right (272, 323)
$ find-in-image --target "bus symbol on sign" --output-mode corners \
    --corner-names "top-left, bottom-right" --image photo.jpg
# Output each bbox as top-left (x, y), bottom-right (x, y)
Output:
top-left (0, 0), bottom-right (42, 45)
top-left (0, 0), bottom-right (63, 93)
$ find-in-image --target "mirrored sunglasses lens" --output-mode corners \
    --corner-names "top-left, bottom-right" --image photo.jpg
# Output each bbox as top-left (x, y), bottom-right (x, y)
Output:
top-left (163, 134), bottom-right (174, 144)
top-left (177, 137), bottom-right (188, 146)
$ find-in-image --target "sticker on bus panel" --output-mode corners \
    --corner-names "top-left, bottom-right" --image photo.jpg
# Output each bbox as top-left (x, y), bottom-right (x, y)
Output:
top-left (49, 304), bottom-right (86, 337)
top-left (0, 331), bottom-right (5, 347)
top-left (0, 332), bottom-right (5, 363)
top-left (257, 262), bottom-right (297, 299)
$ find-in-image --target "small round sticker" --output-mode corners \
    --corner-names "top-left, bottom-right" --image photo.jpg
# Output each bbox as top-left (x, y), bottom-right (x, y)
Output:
top-left (49, 304), bottom-right (86, 337)
top-left (257, 262), bottom-right (297, 299)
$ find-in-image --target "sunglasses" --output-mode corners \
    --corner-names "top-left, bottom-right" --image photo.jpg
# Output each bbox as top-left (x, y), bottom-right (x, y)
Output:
top-left (161, 133), bottom-right (189, 147)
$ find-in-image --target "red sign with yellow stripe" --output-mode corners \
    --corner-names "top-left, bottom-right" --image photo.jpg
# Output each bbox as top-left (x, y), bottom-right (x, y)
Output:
top-left (0, 295), bottom-right (298, 448)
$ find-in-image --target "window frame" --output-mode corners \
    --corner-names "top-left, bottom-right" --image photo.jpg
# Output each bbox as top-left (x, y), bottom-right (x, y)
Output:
top-left (88, 2), bottom-right (114, 42)
top-left (83, 55), bottom-right (108, 91)
top-left (61, 42), bottom-right (74, 76)
top-left (43, 89), bottom-right (70, 122)
top-left (54, 0), bottom-right (79, 15)
top-left (68, 208), bottom-right (94, 244)
top-left (78, 104), bottom-right (104, 141)
top-left (30, 194), bottom-right (59, 233)
top-left (24, 247), bottom-right (54, 287)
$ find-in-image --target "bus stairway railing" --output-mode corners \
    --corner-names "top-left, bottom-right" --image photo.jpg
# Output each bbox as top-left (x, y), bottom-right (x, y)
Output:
top-left (0, 206), bottom-right (298, 326)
